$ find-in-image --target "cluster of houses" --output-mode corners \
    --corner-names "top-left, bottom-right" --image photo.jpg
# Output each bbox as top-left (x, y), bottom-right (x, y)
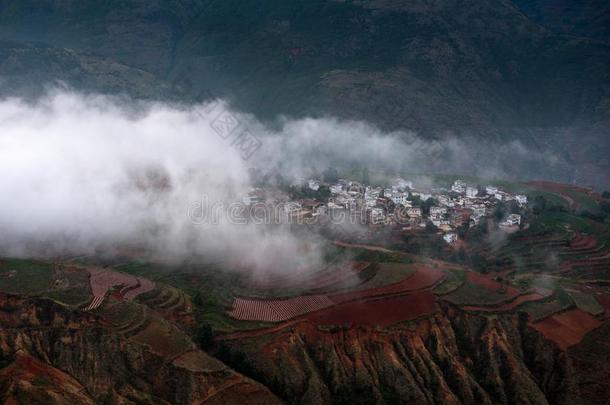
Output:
top-left (242, 177), bottom-right (528, 245)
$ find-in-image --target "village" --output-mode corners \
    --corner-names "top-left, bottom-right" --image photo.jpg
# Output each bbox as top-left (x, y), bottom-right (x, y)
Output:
top-left (242, 176), bottom-right (529, 245)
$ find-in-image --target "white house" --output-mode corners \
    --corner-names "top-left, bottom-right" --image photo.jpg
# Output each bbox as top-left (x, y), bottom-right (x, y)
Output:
top-left (391, 193), bottom-right (410, 205)
top-left (430, 206), bottom-right (447, 217)
top-left (516, 194), bottom-right (528, 205)
top-left (437, 195), bottom-right (456, 208)
top-left (407, 207), bottom-right (422, 218)
top-left (308, 179), bottom-right (320, 191)
top-left (452, 180), bottom-right (467, 194)
top-left (432, 218), bottom-right (450, 227)
top-left (466, 186), bottom-right (478, 198)
top-left (501, 213), bottom-right (521, 227)
top-left (330, 183), bottom-right (344, 194)
top-left (365, 186), bottom-right (381, 198)
top-left (368, 207), bottom-right (386, 225)
top-left (486, 186), bottom-right (498, 195)
top-left (443, 233), bottom-right (458, 244)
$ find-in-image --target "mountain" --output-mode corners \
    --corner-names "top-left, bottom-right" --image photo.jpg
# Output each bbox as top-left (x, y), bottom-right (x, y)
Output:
top-left (512, 0), bottom-right (610, 40)
top-left (0, 1), bottom-right (608, 188)
top-left (0, 292), bottom-right (280, 404)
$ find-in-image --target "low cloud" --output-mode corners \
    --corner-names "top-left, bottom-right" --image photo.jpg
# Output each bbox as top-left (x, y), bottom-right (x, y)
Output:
top-left (0, 89), bottom-right (568, 275)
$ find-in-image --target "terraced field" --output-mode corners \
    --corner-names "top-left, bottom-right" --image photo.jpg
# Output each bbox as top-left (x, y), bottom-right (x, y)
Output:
top-left (532, 309), bottom-right (603, 349)
top-left (228, 263), bottom-right (444, 324)
top-left (443, 271), bottom-right (520, 306)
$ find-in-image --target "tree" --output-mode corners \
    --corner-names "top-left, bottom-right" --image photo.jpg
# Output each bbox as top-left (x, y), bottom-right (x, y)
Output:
top-left (322, 167), bottom-right (339, 183)
top-left (195, 322), bottom-right (215, 350)
top-left (532, 195), bottom-right (547, 215)
top-left (457, 222), bottom-right (470, 239)
top-left (456, 247), bottom-right (467, 263)
top-left (425, 221), bottom-right (438, 234)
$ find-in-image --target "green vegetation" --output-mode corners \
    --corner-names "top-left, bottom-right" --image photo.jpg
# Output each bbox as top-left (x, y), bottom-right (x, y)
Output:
top-left (526, 212), bottom-right (599, 235)
top-left (349, 262), bottom-right (416, 291)
top-left (352, 248), bottom-right (413, 263)
top-left (565, 189), bottom-right (600, 214)
top-left (433, 270), bottom-right (467, 295)
top-left (0, 259), bottom-right (53, 295)
top-left (567, 290), bottom-right (605, 316)
top-left (444, 277), bottom-right (511, 306)
top-left (45, 288), bottom-right (91, 307)
top-left (520, 288), bottom-right (573, 321)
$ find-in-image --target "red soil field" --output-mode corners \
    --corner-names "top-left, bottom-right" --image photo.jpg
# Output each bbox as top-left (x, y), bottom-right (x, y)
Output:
top-left (462, 287), bottom-right (552, 312)
top-left (85, 268), bottom-right (155, 311)
top-left (466, 271), bottom-right (520, 299)
top-left (229, 295), bottom-right (334, 322)
top-left (569, 233), bottom-right (597, 250)
top-left (123, 277), bottom-right (156, 300)
top-left (247, 261), bottom-right (370, 290)
top-left (531, 309), bottom-right (602, 349)
top-left (303, 292), bottom-right (437, 327)
top-left (563, 252), bottom-right (610, 270)
top-left (331, 266), bottom-right (444, 303)
top-left (228, 266), bottom-right (443, 323)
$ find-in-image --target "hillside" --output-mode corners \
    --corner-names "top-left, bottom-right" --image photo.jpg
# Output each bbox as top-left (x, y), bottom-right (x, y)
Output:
top-left (1, 181), bottom-right (609, 403)
top-left (0, 1), bottom-right (609, 189)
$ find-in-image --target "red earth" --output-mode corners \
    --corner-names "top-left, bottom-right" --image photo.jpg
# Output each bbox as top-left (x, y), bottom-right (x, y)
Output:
top-left (228, 266), bottom-right (444, 323)
top-left (303, 292), bottom-right (437, 327)
top-left (462, 287), bottom-right (552, 312)
top-left (531, 309), bottom-right (602, 349)
top-left (245, 261), bottom-right (370, 290)
top-left (331, 266), bottom-right (444, 303)
top-left (466, 271), bottom-right (520, 298)
top-left (569, 233), bottom-right (597, 250)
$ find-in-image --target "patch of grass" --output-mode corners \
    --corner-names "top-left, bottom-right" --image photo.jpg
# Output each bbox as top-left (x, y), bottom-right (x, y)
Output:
top-left (565, 189), bottom-right (600, 214)
top-left (350, 262), bottom-right (417, 291)
top-left (520, 287), bottom-right (573, 321)
top-left (45, 288), bottom-right (90, 307)
top-left (433, 269), bottom-right (466, 295)
top-left (352, 249), bottom-right (412, 263)
top-left (130, 317), bottom-right (193, 358)
top-left (443, 277), bottom-right (510, 306)
top-left (527, 212), bottom-right (599, 235)
top-left (0, 258), bottom-right (53, 295)
top-left (567, 290), bottom-right (605, 316)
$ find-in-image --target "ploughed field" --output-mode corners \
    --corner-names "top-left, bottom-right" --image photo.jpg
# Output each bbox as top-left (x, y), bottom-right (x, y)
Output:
top-left (225, 219), bottom-right (610, 350)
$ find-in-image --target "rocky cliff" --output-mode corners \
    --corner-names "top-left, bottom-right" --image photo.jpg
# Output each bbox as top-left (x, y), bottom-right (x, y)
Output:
top-left (220, 304), bottom-right (583, 404)
top-left (0, 293), bottom-right (280, 404)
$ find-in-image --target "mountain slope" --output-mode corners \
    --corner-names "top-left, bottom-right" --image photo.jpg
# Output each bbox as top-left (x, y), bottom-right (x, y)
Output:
top-left (0, 293), bottom-right (281, 404)
top-left (0, 0), bottom-right (608, 187)
top-left (219, 305), bottom-right (580, 404)
top-left (512, 0), bottom-right (610, 40)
